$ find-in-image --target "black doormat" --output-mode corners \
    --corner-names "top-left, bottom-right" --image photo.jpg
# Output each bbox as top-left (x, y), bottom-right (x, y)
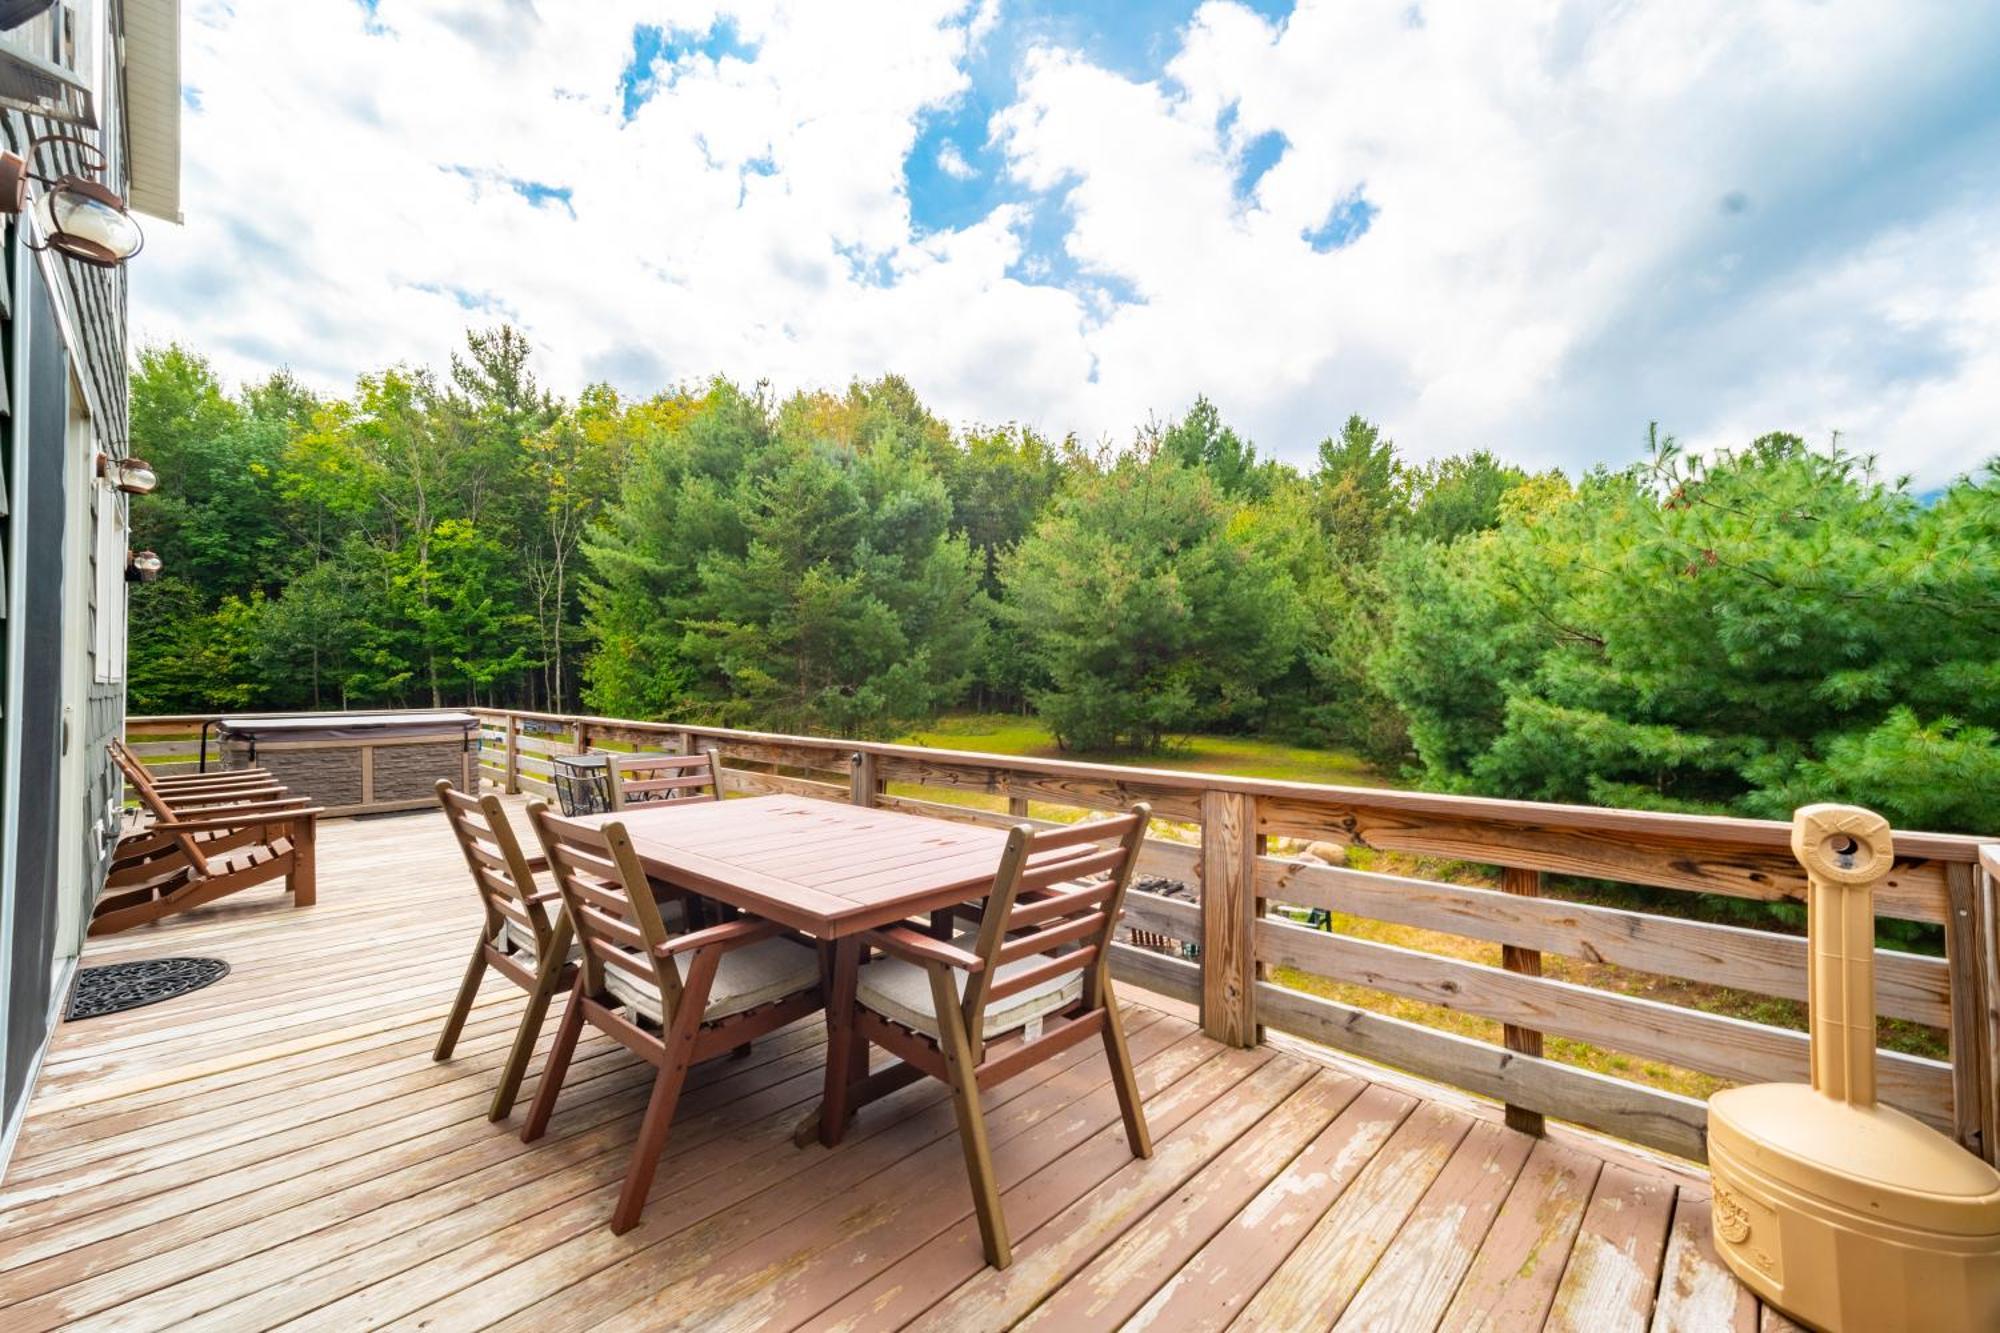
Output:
top-left (65, 957), bottom-right (230, 1020)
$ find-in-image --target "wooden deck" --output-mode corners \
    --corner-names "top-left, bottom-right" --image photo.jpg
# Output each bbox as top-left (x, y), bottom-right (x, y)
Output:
top-left (0, 800), bottom-right (1770, 1331)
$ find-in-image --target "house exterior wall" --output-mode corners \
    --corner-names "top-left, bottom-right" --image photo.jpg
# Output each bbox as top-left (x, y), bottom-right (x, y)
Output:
top-left (0, 0), bottom-right (152, 1165)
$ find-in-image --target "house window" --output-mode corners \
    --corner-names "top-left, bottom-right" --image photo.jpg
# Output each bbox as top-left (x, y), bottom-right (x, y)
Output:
top-left (92, 479), bottom-right (123, 683)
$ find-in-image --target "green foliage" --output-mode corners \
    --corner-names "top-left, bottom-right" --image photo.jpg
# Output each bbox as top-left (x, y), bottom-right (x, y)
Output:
top-left (581, 379), bottom-right (987, 737)
top-left (128, 347), bottom-right (292, 600)
top-left (1314, 414), bottom-right (1404, 562)
top-left (127, 329), bottom-right (645, 713)
top-left (1376, 434), bottom-right (2000, 834)
top-left (1002, 446), bottom-right (1307, 750)
top-left (1160, 396), bottom-right (1282, 499)
top-left (127, 329), bottom-right (2000, 876)
top-left (127, 577), bottom-right (264, 713)
top-left (1403, 450), bottom-right (1531, 545)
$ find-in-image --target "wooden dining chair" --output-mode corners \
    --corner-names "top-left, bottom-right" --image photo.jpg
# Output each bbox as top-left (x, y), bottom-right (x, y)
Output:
top-left (841, 805), bottom-right (1155, 1269)
top-left (523, 801), bottom-right (824, 1234)
top-left (432, 781), bottom-right (582, 1122)
top-left (607, 747), bottom-right (727, 810)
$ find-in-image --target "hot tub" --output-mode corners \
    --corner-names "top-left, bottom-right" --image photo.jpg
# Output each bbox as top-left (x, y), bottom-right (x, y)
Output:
top-left (212, 712), bottom-right (480, 816)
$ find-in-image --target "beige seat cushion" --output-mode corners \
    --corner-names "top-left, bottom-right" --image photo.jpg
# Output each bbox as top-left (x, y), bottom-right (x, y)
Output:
top-left (857, 932), bottom-right (1083, 1040)
top-left (499, 916), bottom-right (583, 969)
top-left (604, 936), bottom-right (820, 1024)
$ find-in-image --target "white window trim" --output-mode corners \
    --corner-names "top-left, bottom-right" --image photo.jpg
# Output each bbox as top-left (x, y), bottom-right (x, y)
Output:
top-left (92, 478), bottom-right (125, 684)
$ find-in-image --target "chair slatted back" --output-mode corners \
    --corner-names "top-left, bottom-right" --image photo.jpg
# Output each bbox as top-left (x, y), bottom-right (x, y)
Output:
top-left (119, 747), bottom-right (212, 875)
top-left (529, 802), bottom-right (684, 1024)
top-left (609, 747), bottom-right (727, 809)
top-left (435, 781), bottom-right (557, 958)
top-left (960, 805), bottom-right (1151, 1045)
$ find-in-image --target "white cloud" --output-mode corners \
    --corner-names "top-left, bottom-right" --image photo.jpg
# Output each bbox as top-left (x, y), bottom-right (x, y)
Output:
top-left (133, 0), bottom-right (2000, 486)
top-left (935, 141), bottom-right (978, 180)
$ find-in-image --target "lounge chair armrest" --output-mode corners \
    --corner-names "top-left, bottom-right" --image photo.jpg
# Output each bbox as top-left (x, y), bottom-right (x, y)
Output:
top-left (157, 790), bottom-right (295, 808)
top-left (151, 766), bottom-right (270, 779)
top-left (862, 925), bottom-right (984, 973)
top-left (151, 809), bottom-right (324, 835)
top-left (163, 795), bottom-right (307, 815)
top-left (653, 918), bottom-right (781, 957)
top-left (170, 784), bottom-right (292, 798)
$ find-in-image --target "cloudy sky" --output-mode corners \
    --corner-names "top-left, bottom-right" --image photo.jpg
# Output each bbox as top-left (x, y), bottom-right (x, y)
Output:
top-left (135, 0), bottom-right (2000, 484)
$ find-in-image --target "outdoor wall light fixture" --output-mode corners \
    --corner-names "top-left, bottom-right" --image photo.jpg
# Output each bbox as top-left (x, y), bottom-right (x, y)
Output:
top-left (126, 550), bottom-right (162, 583)
top-left (0, 131), bottom-right (142, 267)
top-left (98, 452), bottom-right (157, 495)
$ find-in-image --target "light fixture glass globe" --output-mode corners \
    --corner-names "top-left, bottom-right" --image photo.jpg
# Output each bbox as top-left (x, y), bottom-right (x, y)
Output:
top-left (111, 457), bottom-right (158, 494)
top-left (32, 180), bottom-right (143, 264)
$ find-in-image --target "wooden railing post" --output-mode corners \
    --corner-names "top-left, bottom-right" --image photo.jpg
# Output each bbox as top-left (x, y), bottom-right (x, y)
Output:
top-left (1007, 795), bottom-right (1030, 819)
top-left (850, 751), bottom-right (878, 808)
top-left (571, 718), bottom-right (589, 754)
top-left (1499, 866), bottom-right (1546, 1136)
top-left (1977, 848), bottom-right (2000, 1164)
top-left (502, 713), bottom-right (520, 795)
top-left (1200, 789), bottom-right (1257, 1047)
top-left (1946, 857), bottom-right (1996, 1160)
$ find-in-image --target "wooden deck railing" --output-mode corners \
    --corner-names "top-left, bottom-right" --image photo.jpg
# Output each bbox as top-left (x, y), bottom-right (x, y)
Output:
top-left (126, 708), bottom-right (2000, 1167)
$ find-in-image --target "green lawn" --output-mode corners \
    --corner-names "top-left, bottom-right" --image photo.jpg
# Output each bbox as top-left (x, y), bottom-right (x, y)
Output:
top-left (897, 713), bottom-right (1388, 788)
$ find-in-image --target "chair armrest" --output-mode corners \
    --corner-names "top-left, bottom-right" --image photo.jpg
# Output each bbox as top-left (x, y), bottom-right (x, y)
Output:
top-left (170, 783), bottom-right (291, 797)
top-left (151, 809), bottom-right (324, 835)
top-left (164, 794), bottom-right (306, 815)
top-left (151, 772), bottom-right (277, 789)
top-left (653, 918), bottom-right (781, 958)
top-left (154, 780), bottom-right (290, 798)
top-left (862, 925), bottom-right (984, 973)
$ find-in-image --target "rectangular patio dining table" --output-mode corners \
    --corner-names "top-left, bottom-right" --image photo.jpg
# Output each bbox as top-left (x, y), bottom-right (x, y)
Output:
top-left (572, 794), bottom-right (1014, 1144)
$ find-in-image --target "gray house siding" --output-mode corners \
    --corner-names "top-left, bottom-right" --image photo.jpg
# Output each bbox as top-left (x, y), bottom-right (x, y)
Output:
top-left (3, 255), bottom-right (71, 1126)
top-left (0, 1), bottom-right (145, 1161)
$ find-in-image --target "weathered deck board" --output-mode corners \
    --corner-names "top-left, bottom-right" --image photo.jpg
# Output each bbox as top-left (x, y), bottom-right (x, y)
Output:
top-left (1119, 1083), bottom-right (1417, 1332)
top-left (797, 1039), bottom-right (1257, 1332)
top-left (485, 1019), bottom-right (1217, 1333)
top-left (0, 796), bottom-right (1744, 1330)
top-left (1227, 1099), bottom-right (1473, 1327)
top-left (1334, 1118), bottom-right (1537, 1330)
top-left (907, 1056), bottom-right (1316, 1332)
top-left (1545, 1163), bottom-right (1679, 1333)
top-left (1437, 1136), bottom-right (1603, 1332)
top-left (1650, 1191), bottom-right (1758, 1332)
top-left (1014, 1071), bottom-right (1364, 1330)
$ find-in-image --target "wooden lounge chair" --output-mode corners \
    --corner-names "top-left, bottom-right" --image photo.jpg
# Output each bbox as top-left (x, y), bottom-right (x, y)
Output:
top-left (522, 801), bottom-right (823, 1234)
top-left (838, 805), bottom-right (1155, 1269)
top-left (605, 746), bottom-right (726, 810)
top-left (110, 746), bottom-right (309, 879)
top-left (432, 781), bottom-right (583, 1122)
top-left (91, 782), bottom-right (320, 936)
top-left (112, 739), bottom-right (292, 811)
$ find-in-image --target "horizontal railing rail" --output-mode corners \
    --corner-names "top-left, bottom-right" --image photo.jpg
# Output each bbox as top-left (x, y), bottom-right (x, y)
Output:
top-left (126, 708), bottom-right (1998, 1167)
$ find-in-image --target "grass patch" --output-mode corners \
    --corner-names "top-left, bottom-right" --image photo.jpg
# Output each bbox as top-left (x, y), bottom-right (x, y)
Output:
top-left (899, 713), bottom-right (1386, 788)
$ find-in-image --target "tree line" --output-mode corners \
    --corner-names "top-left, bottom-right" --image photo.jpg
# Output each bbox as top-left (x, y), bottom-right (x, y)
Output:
top-left (128, 328), bottom-right (1999, 837)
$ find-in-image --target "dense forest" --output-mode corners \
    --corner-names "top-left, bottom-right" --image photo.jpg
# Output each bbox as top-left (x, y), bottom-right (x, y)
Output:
top-left (128, 328), bottom-right (1999, 837)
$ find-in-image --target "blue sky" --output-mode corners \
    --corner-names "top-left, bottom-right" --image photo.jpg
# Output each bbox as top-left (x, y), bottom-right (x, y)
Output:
top-left (137, 1), bottom-right (2000, 485)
